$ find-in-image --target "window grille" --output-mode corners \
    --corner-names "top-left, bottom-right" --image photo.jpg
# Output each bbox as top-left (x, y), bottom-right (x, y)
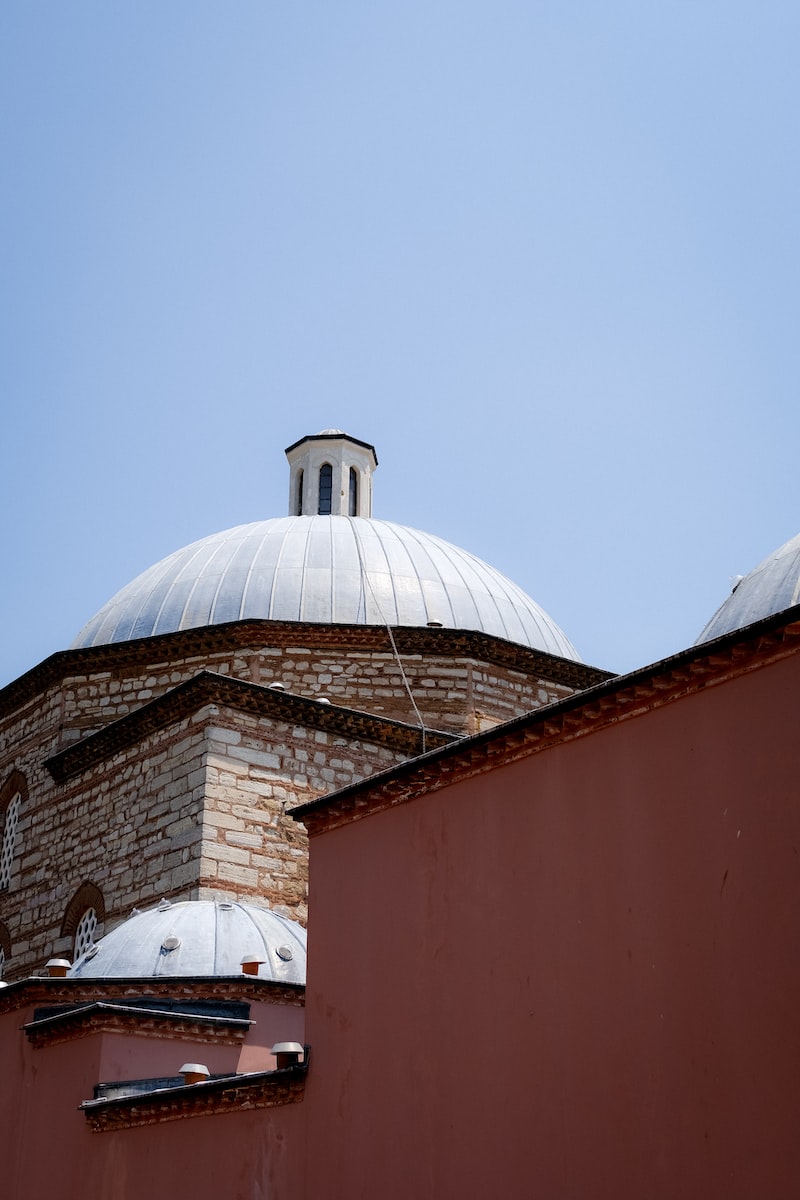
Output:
top-left (0, 794), bottom-right (20, 890)
top-left (74, 907), bottom-right (98, 959)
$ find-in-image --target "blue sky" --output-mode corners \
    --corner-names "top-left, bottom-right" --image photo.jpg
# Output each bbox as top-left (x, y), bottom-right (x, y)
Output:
top-left (2, 2), bottom-right (799, 685)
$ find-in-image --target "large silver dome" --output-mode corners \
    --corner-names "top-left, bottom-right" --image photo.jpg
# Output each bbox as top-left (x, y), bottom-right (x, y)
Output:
top-left (72, 516), bottom-right (580, 659)
top-left (69, 899), bottom-right (306, 982)
top-left (696, 531), bottom-right (800, 644)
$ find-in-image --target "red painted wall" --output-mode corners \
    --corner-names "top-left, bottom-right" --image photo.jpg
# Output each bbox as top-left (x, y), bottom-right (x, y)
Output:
top-left (1, 996), bottom-right (306, 1200)
top-left (302, 652), bottom-right (800, 1199)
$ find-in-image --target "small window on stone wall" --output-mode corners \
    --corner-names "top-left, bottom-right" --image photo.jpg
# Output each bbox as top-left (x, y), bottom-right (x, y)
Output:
top-left (0, 770), bottom-right (26, 893)
top-left (0, 794), bottom-right (20, 891)
top-left (62, 882), bottom-right (105, 961)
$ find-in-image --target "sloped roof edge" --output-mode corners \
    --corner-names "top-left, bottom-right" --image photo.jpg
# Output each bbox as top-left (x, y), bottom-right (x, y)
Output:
top-left (292, 603), bottom-right (800, 835)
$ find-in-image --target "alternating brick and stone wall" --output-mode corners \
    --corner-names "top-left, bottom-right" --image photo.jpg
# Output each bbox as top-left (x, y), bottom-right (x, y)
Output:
top-left (0, 622), bottom-right (611, 980)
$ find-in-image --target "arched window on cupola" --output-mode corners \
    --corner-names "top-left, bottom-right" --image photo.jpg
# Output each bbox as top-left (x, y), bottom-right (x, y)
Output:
top-left (0, 770), bottom-right (26, 892)
top-left (0, 921), bottom-right (11, 980)
top-left (349, 467), bottom-right (358, 516)
top-left (62, 882), bottom-right (106, 961)
top-left (318, 463), bottom-right (333, 514)
top-left (296, 468), bottom-right (304, 516)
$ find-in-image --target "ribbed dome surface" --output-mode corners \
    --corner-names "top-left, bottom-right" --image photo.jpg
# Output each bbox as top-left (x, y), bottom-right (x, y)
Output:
top-left (696, 532), bottom-right (800, 644)
top-left (72, 516), bottom-right (579, 659)
top-left (68, 900), bottom-right (306, 983)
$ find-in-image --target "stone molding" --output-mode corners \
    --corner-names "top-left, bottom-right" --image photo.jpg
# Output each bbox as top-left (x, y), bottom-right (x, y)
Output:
top-left (45, 671), bottom-right (456, 784)
top-left (0, 620), bottom-right (612, 719)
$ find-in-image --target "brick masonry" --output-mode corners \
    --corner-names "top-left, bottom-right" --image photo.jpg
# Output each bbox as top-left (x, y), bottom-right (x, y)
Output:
top-left (0, 622), bottom-right (610, 979)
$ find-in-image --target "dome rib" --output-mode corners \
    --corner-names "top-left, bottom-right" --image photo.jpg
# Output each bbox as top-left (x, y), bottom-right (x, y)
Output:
top-left (71, 516), bottom-right (580, 660)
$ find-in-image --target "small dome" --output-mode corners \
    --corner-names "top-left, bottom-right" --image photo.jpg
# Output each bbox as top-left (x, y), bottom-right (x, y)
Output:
top-left (68, 899), bottom-right (306, 983)
top-left (72, 516), bottom-right (580, 660)
top-left (696, 531), bottom-right (800, 644)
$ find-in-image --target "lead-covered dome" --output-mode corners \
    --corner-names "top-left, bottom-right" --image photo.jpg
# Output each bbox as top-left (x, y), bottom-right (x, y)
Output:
top-left (696, 531), bottom-right (800, 644)
top-left (69, 899), bottom-right (306, 982)
top-left (72, 515), bottom-right (580, 659)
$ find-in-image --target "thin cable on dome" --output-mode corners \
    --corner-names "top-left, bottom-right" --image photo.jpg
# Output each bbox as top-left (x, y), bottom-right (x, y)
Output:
top-left (352, 530), bottom-right (427, 755)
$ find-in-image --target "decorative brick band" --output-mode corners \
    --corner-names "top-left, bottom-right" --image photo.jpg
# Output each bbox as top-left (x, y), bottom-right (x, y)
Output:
top-left (24, 1000), bottom-right (253, 1049)
top-left (1, 620), bottom-right (612, 719)
top-left (45, 671), bottom-right (457, 784)
top-left (81, 1063), bottom-right (308, 1131)
top-left (0, 975), bottom-right (304, 1016)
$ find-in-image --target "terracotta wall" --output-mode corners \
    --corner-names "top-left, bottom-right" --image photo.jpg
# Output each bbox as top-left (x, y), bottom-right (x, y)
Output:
top-left (302, 651), bottom-right (800, 1199)
top-left (0, 990), bottom-right (306, 1200)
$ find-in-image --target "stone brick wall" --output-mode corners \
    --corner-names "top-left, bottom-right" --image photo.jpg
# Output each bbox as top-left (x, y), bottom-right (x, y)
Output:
top-left (10, 622), bottom-right (607, 746)
top-left (54, 645), bottom-right (580, 742)
top-left (199, 709), bottom-right (404, 917)
top-left (0, 623), bottom-right (609, 981)
top-left (0, 692), bottom-right (411, 979)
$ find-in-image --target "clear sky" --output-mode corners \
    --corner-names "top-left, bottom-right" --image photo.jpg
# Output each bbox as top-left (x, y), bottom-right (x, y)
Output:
top-left (2, 2), bottom-right (799, 686)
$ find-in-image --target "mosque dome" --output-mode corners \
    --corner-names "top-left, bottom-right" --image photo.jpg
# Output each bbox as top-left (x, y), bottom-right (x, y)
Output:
top-left (68, 899), bottom-right (307, 983)
top-left (696, 531), bottom-right (800, 644)
top-left (71, 431), bottom-right (579, 661)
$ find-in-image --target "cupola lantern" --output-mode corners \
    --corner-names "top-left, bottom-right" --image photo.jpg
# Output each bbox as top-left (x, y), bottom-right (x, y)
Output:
top-left (285, 430), bottom-right (378, 518)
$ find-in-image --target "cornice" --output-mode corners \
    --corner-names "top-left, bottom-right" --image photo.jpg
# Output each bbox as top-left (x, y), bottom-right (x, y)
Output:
top-left (292, 607), bottom-right (800, 836)
top-left (45, 671), bottom-right (456, 784)
top-left (81, 1063), bottom-right (308, 1131)
top-left (0, 620), bottom-right (612, 719)
top-left (23, 1000), bottom-right (252, 1049)
top-left (0, 974), bottom-right (304, 1015)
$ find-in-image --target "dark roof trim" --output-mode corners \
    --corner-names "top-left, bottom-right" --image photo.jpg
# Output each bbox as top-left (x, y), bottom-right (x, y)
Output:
top-left (0, 974), bottom-right (304, 1014)
top-left (46, 671), bottom-right (456, 783)
top-left (292, 604), bottom-right (800, 835)
top-left (285, 431), bottom-right (378, 460)
top-left (0, 620), bottom-right (611, 718)
top-left (81, 1061), bottom-right (308, 1131)
top-left (24, 1000), bottom-right (252, 1049)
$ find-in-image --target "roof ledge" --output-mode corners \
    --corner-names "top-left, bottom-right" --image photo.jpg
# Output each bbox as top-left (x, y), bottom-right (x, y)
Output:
top-left (80, 1058), bottom-right (309, 1131)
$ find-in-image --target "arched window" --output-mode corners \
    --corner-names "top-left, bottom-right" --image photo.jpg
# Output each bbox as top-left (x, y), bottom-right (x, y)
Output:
top-left (349, 467), bottom-right (358, 516)
top-left (296, 468), bottom-right (304, 516)
top-left (62, 882), bottom-right (106, 960)
top-left (318, 463), bottom-right (333, 514)
top-left (0, 770), bottom-right (26, 893)
top-left (0, 921), bottom-right (11, 980)
top-left (74, 908), bottom-right (98, 959)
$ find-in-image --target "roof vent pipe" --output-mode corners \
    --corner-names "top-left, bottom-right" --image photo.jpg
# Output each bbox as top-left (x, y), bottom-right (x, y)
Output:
top-left (46, 958), bottom-right (71, 977)
top-left (180, 1063), bottom-right (210, 1085)
top-left (271, 1041), bottom-right (304, 1069)
top-left (240, 955), bottom-right (264, 977)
